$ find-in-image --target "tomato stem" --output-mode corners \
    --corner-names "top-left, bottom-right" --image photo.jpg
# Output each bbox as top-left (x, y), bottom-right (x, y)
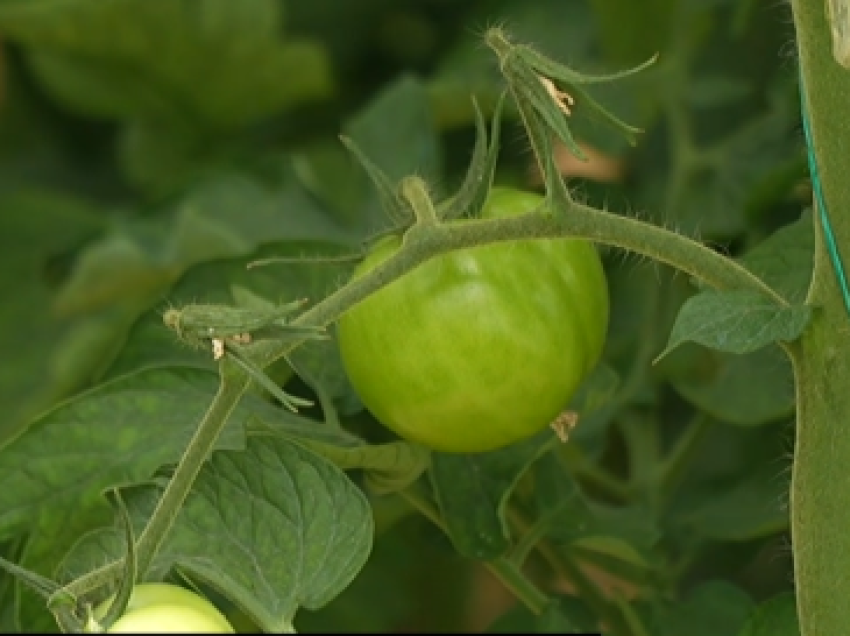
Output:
top-left (398, 486), bottom-right (551, 617)
top-left (787, 2), bottom-right (850, 633)
top-left (244, 200), bottom-right (786, 375)
top-left (656, 413), bottom-right (712, 503)
top-left (54, 359), bottom-right (252, 600)
top-left (400, 176), bottom-right (440, 227)
top-left (507, 507), bottom-right (638, 636)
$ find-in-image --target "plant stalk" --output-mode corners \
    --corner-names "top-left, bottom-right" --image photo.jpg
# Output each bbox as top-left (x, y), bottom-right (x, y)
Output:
top-left (790, 1), bottom-right (850, 633)
top-left (54, 362), bottom-right (251, 600)
top-left (254, 202), bottom-right (786, 370)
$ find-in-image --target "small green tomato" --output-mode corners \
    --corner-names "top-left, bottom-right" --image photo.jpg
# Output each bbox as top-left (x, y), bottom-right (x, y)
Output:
top-left (337, 187), bottom-right (609, 453)
top-left (94, 582), bottom-right (234, 634)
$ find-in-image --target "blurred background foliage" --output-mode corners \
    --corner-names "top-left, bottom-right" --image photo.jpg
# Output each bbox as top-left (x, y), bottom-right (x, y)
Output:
top-left (0, 0), bottom-right (806, 632)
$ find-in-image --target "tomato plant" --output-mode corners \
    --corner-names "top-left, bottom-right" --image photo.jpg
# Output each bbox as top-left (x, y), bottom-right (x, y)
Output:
top-left (337, 187), bottom-right (609, 453)
top-left (0, 1), bottom-right (843, 635)
top-left (94, 583), bottom-right (233, 634)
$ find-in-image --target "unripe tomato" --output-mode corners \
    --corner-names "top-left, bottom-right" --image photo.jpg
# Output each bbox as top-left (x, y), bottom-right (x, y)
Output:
top-left (94, 582), bottom-right (234, 633)
top-left (106, 604), bottom-right (234, 633)
top-left (337, 187), bottom-right (609, 453)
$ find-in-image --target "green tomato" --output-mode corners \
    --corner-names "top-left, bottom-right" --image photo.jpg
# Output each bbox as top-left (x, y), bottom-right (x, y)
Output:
top-left (94, 583), bottom-right (234, 633)
top-left (106, 603), bottom-right (234, 633)
top-left (337, 187), bottom-right (609, 453)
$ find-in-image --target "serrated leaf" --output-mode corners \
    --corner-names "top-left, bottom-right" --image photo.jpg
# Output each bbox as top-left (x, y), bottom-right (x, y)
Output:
top-left (738, 593), bottom-right (800, 636)
top-left (59, 438), bottom-right (373, 632)
top-left (429, 431), bottom-right (555, 560)
top-left (0, 0), bottom-right (331, 129)
top-left (0, 367), bottom-right (358, 542)
top-left (166, 438), bottom-right (373, 631)
top-left (739, 214), bottom-right (814, 303)
top-left (0, 369), bottom-right (241, 543)
top-left (658, 290), bottom-right (810, 359)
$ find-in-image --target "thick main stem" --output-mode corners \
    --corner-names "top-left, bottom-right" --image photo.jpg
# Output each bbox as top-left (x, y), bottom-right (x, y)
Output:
top-left (789, 2), bottom-right (850, 634)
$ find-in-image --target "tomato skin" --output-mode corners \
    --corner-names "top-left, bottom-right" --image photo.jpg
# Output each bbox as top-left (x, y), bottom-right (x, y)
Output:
top-left (94, 583), bottom-right (234, 634)
top-left (106, 603), bottom-right (234, 633)
top-left (337, 187), bottom-right (609, 453)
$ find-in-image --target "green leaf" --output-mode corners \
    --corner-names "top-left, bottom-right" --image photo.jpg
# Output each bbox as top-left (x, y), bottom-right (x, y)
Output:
top-left (567, 362), bottom-right (622, 445)
top-left (0, 0), bottom-right (331, 129)
top-left (429, 431), bottom-right (555, 560)
top-left (533, 453), bottom-right (661, 555)
top-left (346, 76), bottom-right (440, 185)
top-left (680, 463), bottom-right (788, 541)
top-left (652, 581), bottom-right (755, 636)
top-left (660, 344), bottom-right (795, 426)
top-left (0, 367), bottom-right (359, 543)
top-left (657, 290), bottom-right (810, 359)
top-left (488, 596), bottom-right (597, 633)
top-left (60, 437), bottom-right (373, 632)
top-left (17, 500), bottom-right (116, 633)
top-left (675, 88), bottom-right (803, 239)
top-left (687, 75), bottom-right (753, 108)
top-left (531, 453), bottom-right (595, 540)
top-left (343, 75), bottom-right (441, 234)
top-left (739, 214), bottom-right (815, 303)
top-left (0, 369), bottom-right (242, 541)
top-left (293, 75), bottom-right (443, 238)
top-left (738, 593), bottom-right (800, 636)
top-left (0, 191), bottom-right (104, 443)
top-left (55, 175), bottom-right (355, 318)
top-left (116, 120), bottom-right (231, 195)
top-left (166, 438), bottom-right (373, 631)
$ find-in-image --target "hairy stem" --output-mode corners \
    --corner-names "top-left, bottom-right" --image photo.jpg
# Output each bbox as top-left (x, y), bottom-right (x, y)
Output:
top-left (56, 362), bottom-right (251, 599)
top-left (61, 173), bottom-right (781, 609)
top-left (790, 1), bottom-right (850, 634)
top-left (253, 200), bottom-right (784, 369)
